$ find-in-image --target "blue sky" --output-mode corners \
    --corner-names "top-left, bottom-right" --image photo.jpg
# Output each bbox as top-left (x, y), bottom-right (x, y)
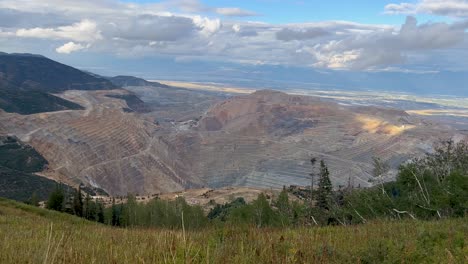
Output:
top-left (1, 0), bottom-right (468, 95)
top-left (193, 0), bottom-right (401, 23)
top-left (126, 0), bottom-right (451, 24)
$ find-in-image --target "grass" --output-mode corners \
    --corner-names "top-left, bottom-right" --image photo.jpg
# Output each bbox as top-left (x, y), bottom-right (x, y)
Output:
top-left (0, 198), bottom-right (466, 263)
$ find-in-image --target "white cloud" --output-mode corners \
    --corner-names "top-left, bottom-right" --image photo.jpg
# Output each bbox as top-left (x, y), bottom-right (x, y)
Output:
top-left (16, 19), bottom-right (102, 42)
top-left (0, 0), bottom-right (467, 72)
top-left (311, 16), bottom-right (466, 69)
top-left (385, 0), bottom-right (468, 17)
top-left (192, 16), bottom-right (221, 36)
top-left (215, 7), bottom-right (258, 17)
top-left (232, 24), bottom-right (241, 33)
top-left (56, 42), bottom-right (87, 54)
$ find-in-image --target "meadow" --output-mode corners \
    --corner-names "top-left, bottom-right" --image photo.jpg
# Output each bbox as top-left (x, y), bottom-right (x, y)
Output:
top-left (0, 198), bottom-right (466, 264)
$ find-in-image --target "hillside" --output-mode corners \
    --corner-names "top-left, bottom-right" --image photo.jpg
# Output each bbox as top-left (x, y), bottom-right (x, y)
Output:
top-left (0, 53), bottom-right (116, 114)
top-left (0, 198), bottom-right (466, 263)
top-left (0, 53), bottom-right (115, 92)
top-left (0, 136), bottom-right (63, 201)
top-left (108, 75), bottom-right (169, 88)
top-left (0, 89), bottom-right (84, 115)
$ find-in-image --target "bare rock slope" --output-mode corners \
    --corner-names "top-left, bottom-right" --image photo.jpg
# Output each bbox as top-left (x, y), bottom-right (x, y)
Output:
top-left (2, 84), bottom-right (463, 196)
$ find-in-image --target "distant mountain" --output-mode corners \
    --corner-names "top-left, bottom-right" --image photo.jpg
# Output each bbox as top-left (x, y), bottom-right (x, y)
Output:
top-left (0, 52), bottom-right (116, 115)
top-left (108, 75), bottom-right (169, 88)
top-left (0, 53), bottom-right (116, 92)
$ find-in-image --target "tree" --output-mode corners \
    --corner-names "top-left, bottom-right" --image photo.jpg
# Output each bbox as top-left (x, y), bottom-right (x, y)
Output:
top-left (275, 187), bottom-right (291, 226)
top-left (47, 185), bottom-right (64, 211)
top-left (97, 200), bottom-right (105, 223)
top-left (316, 160), bottom-right (332, 211)
top-left (84, 193), bottom-right (97, 221)
top-left (29, 192), bottom-right (39, 207)
top-left (73, 186), bottom-right (84, 217)
top-left (372, 157), bottom-right (390, 195)
top-left (252, 193), bottom-right (276, 227)
top-left (111, 198), bottom-right (120, 226)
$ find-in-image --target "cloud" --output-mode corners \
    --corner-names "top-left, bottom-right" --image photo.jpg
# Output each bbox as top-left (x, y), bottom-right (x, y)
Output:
top-left (16, 19), bottom-right (102, 42)
top-left (215, 7), bottom-right (258, 17)
top-left (56, 42), bottom-right (87, 54)
top-left (385, 0), bottom-right (468, 17)
top-left (0, 8), bottom-right (73, 28)
top-left (192, 16), bottom-right (221, 36)
top-left (312, 16), bottom-right (467, 69)
top-left (276, 27), bottom-right (330, 41)
top-left (232, 24), bottom-right (258, 37)
top-left (106, 15), bottom-right (195, 41)
top-left (0, 0), bottom-right (467, 72)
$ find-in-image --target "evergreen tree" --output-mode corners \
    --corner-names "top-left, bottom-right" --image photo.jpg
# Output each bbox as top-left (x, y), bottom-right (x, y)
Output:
top-left (316, 160), bottom-right (332, 211)
top-left (47, 185), bottom-right (64, 211)
top-left (84, 193), bottom-right (94, 220)
top-left (97, 200), bottom-right (105, 223)
top-left (29, 192), bottom-right (39, 207)
top-left (73, 186), bottom-right (84, 217)
top-left (111, 198), bottom-right (120, 226)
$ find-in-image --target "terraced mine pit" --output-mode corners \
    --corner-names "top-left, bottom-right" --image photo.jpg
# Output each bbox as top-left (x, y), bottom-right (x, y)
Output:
top-left (1, 86), bottom-right (465, 195)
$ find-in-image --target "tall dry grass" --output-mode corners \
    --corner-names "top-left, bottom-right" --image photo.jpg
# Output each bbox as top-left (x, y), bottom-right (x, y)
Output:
top-left (0, 198), bottom-right (466, 263)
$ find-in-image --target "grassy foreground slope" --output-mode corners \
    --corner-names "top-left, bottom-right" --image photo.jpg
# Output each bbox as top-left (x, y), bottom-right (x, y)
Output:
top-left (0, 198), bottom-right (466, 263)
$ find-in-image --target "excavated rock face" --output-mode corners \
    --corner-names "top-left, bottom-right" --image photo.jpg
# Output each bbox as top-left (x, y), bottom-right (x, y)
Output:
top-left (198, 90), bottom-right (346, 137)
top-left (174, 90), bottom-right (460, 189)
top-left (0, 89), bottom-right (196, 195)
top-left (0, 86), bottom-right (462, 195)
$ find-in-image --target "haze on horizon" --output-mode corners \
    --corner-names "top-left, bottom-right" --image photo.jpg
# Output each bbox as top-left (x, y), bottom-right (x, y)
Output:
top-left (1, 0), bottom-right (468, 96)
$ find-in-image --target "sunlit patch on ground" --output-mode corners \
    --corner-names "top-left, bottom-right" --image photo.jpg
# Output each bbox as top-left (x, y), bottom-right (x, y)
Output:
top-left (356, 115), bottom-right (415, 136)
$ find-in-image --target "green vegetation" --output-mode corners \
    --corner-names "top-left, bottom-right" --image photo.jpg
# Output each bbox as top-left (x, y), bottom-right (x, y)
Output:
top-left (0, 136), bottom-right (62, 202)
top-left (0, 89), bottom-right (84, 115)
top-left (0, 198), bottom-right (466, 263)
top-left (338, 140), bottom-right (468, 223)
top-left (0, 136), bottom-right (48, 172)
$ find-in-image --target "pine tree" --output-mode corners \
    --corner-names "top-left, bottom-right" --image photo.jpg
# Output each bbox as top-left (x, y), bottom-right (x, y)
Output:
top-left (47, 185), bottom-right (64, 211)
top-left (84, 193), bottom-right (92, 220)
top-left (97, 200), bottom-right (105, 223)
top-left (111, 198), bottom-right (119, 226)
top-left (73, 186), bottom-right (84, 217)
top-left (316, 160), bottom-right (332, 211)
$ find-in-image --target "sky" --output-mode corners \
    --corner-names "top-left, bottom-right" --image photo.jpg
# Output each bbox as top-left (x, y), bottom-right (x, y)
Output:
top-left (1, 0), bottom-right (468, 95)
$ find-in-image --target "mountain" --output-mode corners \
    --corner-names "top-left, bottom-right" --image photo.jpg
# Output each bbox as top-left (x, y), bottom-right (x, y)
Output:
top-left (0, 53), bottom-right (116, 92)
top-left (0, 53), bottom-right (116, 114)
top-left (108, 75), bottom-right (169, 88)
